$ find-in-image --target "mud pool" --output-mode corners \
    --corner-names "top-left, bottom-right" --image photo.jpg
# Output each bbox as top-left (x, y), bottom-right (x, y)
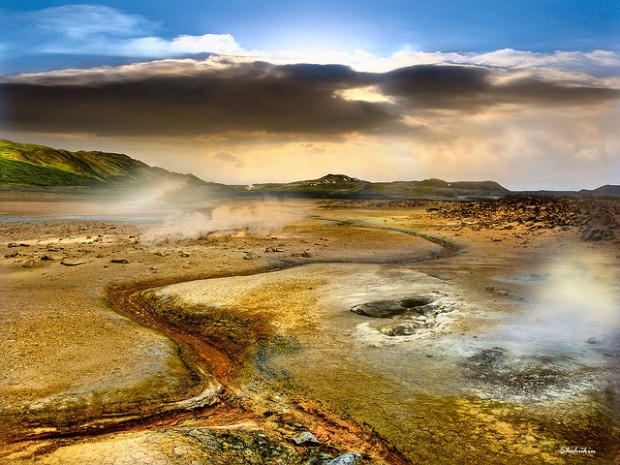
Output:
top-left (150, 244), bottom-right (620, 464)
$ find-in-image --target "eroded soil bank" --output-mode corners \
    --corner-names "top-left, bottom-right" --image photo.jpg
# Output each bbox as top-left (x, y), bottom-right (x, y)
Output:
top-left (1, 197), bottom-right (619, 464)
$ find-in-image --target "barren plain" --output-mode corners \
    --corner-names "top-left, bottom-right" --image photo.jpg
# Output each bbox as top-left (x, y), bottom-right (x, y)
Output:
top-left (1, 195), bottom-right (619, 464)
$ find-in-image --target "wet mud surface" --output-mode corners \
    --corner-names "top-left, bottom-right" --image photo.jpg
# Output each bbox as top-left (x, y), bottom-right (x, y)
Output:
top-left (1, 197), bottom-right (619, 464)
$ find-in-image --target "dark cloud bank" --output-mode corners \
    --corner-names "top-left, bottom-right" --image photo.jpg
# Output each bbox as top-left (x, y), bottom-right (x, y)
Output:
top-left (2, 61), bottom-right (618, 137)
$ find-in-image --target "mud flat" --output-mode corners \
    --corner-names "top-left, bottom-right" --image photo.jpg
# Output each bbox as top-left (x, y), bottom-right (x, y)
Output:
top-left (1, 196), bottom-right (619, 464)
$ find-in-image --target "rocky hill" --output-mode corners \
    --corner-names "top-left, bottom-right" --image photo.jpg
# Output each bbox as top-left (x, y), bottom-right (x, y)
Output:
top-left (580, 185), bottom-right (620, 197)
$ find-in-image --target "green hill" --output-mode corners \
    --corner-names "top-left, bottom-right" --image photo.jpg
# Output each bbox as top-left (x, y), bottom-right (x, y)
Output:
top-left (0, 139), bottom-right (155, 188)
top-left (0, 139), bottom-right (239, 198)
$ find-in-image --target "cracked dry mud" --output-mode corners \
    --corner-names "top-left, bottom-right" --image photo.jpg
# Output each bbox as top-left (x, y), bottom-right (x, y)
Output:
top-left (1, 197), bottom-right (619, 464)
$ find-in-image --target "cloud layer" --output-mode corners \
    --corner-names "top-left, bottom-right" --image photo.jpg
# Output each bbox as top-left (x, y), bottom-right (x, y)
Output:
top-left (2, 59), bottom-right (618, 139)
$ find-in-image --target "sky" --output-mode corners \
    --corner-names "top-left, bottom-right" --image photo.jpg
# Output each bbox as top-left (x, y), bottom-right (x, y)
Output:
top-left (1, 1), bottom-right (619, 190)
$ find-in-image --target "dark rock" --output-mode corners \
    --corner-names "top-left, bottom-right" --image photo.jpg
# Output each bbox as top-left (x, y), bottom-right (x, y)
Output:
top-left (110, 258), bottom-right (129, 264)
top-left (8, 243), bottom-right (29, 248)
top-left (40, 255), bottom-right (55, 261)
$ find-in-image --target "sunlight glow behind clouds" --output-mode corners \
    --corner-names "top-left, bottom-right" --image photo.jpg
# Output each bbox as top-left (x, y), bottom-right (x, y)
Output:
top-left (118, 34), bottom-right (248, 57)
top-left (337, 86), bottom-right (396, 103)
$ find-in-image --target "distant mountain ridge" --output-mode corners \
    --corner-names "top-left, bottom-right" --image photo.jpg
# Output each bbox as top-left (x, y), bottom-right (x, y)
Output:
top-left (238, 173), bottom-right (509, 200)
top-left (1, 140), bottom-right (617, 199)
top-left (518, 184), bottom-right (620, 198)
top-left (580, 185), bottom-right (620, 197)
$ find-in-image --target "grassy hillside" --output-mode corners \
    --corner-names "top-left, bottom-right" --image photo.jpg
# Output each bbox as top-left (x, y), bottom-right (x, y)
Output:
top-left (0, 139), bottom-right (151, 187)
top-left (0, 157), bottom-right (103, 188)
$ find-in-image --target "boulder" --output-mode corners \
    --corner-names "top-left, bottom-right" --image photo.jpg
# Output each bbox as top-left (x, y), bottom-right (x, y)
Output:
top-left (292, 431), bottom-right (320, 446)
top-left (326, 452), bottom-right (363, 465)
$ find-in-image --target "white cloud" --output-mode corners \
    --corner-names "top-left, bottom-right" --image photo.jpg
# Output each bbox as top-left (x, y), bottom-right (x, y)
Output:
top-left (9, 4), bottom-right (620, 83)
top-left (32, 4), bottom-right (156, 40)
top-left (265, 46), bottom-right (620, 85)
top-left (1, 57), bottom-right (248, 85)
top-left (112, 34), bottom-right (247, 57)
top-left (170, 34), bottom-right (245, 55)
top-left (50, 32), bottom-right (248, 59)
top-left (20, 4), bottom-right (249, 59)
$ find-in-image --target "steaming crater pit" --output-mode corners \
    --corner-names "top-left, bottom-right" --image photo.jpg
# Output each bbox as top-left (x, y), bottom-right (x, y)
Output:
top-left (350, 296), bottom-right (457, 337)
top-left (350, 296), bottom-right (435, 318)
